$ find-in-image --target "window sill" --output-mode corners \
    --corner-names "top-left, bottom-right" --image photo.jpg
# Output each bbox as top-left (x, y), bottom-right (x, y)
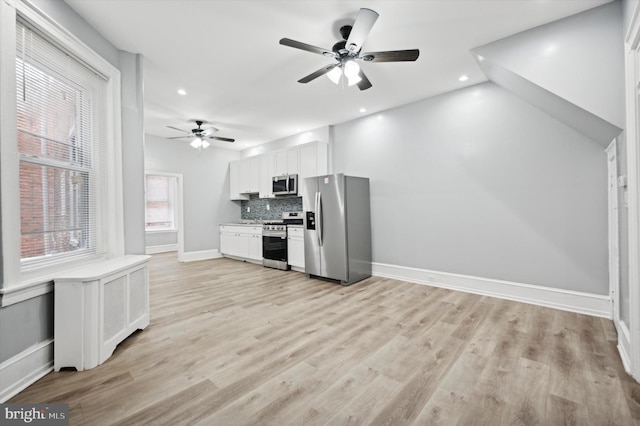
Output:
top-left (0, 255), bottom-right (149, 307)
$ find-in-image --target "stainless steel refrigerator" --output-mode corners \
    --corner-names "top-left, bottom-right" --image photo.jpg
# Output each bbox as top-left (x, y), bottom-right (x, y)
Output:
top-left (302, 174), bottom-right (372, 285)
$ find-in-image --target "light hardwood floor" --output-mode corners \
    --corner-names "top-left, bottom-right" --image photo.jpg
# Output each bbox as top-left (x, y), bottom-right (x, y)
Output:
top-left (10, 252), bottom-right (640, 425)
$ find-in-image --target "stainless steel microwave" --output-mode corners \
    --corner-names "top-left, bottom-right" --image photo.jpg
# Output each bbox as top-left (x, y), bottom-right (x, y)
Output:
top-left (272, 174), bottom-right (298, 196)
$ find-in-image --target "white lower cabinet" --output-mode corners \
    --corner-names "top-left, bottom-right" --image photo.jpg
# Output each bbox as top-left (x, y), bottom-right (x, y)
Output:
top-left (54, 255), bottom-right (150, 371)
top-left (287, 226), bottom-right (304, 271)
top-left (248, 234), bottom-right (262, 260)
top-left (220, 225), bottom-right (262, 262)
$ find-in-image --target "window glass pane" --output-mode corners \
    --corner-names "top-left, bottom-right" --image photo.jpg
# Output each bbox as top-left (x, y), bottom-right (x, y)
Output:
top-left (16, 60), bottom-right (85, 164)
top-left (20, 161), bottom-right (89, 261)
top-left (145, 175), bottom-right (176, 231)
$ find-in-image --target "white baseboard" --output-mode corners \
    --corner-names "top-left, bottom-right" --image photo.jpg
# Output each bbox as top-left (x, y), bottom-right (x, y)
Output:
top-left (145, 244), bottom-right (178, 254)
top-left (372, 262), bottom-right (612, 319)
top-left (179, 249), bottom-right (222, 263)
top-left (0, 339), bottom-right (53, 402)
top-left (616, 318), bottom-right (632, 374)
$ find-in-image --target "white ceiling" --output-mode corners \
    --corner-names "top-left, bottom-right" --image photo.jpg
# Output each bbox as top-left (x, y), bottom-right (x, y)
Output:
top-left (64, 0), bottom-right (610, 151)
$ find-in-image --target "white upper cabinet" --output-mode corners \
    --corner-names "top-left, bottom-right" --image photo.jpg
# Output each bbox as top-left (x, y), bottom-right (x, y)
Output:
top-left (232, 142), bottom-right (329, 200)
top-left (259, 152), bottom-right (275, 198)
top-left (274, 150), bottom-right (288, 176)
top-left (229, 161), bottom-right (249, 200)
top-left (274, 147), bottom-right (300, 176)
top-left (239, 156), bottom-right (260, 194)
top-left (299, 142), bottom-right (328, 180)
top-left (287, 148), bottom-right (299, 175)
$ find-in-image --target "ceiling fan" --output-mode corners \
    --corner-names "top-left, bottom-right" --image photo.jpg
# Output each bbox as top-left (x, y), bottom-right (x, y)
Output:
top-left (279, 8), bottom-right (419, 90)
top-left (166, 120), bottom-right (235, 149)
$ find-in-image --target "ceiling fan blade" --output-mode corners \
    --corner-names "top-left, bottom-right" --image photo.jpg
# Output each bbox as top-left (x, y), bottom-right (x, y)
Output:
top-left (346, 8), bottom-right (379, 53)
top-left (202, 127), bottom-right (219, 136)
top-left (357, 69), bottom-right (372, 91)
top-left (166, 125), bottom-right (190, 134)
top-left (207, 135), bottom-right (235, 142)
top-left (360, 49), bottom-right (420, 62)
top-left (279, 38), bottom-right (335, 57)
top-left (298, 64), bottom-right (339, 84)
top-left (167, 136), bottom-right (190, 139)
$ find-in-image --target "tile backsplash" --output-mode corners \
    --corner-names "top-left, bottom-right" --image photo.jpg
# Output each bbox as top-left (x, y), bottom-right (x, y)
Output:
top-left (240, 195), bottom-right (303, 221)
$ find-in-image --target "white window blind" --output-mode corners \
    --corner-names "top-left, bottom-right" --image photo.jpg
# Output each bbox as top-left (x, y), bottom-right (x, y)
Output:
top-left (16, 19), bottom-right (107, 270)
top-left (145, 175), bottom-right (177, 231)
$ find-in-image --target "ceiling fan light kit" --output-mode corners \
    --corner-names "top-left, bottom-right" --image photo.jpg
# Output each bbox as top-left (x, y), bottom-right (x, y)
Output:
top-left (280, 8), bottom-right (420, 91)
top-left (190, 138), bottom-right (210, 149)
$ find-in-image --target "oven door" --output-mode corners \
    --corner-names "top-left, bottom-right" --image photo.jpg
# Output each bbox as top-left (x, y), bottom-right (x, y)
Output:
top-left (262, 233), bottom-right (287, 262)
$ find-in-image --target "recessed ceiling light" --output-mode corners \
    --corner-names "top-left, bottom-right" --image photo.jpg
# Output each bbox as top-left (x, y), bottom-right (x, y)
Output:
top-left (359, 108), bottom-right (367, 113)
top-left (177, 89), bottom-right (187, 96)
top-left (458, 75), bottom-right (469, 82)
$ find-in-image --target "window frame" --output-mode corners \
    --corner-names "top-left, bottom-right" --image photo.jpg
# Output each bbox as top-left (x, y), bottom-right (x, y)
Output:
top-left (0, 0), bottom-right (124, 306)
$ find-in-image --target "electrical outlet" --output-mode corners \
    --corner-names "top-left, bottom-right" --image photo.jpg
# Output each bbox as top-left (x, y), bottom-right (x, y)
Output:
top-left (247, 207), bottom-right (250, 212)
top-left (266, 204), bottom-right (270, 211)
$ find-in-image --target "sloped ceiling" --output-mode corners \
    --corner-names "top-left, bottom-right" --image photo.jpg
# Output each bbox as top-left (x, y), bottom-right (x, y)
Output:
top-left (472, 2), bottom-right (623, 147)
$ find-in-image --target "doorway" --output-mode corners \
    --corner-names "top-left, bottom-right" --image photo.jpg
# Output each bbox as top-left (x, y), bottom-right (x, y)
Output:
top-left (144, 171), bottom-right (185, 260)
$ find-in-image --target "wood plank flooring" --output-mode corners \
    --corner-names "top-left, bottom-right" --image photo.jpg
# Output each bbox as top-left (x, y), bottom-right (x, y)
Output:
top-left (10, 252), bottom-right (640, 425)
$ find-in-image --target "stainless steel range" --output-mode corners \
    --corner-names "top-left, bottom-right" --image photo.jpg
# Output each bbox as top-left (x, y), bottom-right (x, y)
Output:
top-left (262, 212), bottom-right (304, 271)
top-left (262, 222), bottom-right (288, 270)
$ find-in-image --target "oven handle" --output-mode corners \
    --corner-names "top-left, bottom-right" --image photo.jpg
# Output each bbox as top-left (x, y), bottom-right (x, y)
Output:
top-left (316, 191), bottom-right (323, 247)
top-left (262, 231), bottom-right (287, 238)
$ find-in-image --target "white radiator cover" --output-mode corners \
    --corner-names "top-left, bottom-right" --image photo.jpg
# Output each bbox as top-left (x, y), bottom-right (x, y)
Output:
top-left (53, 255), bottom-right (150, 371)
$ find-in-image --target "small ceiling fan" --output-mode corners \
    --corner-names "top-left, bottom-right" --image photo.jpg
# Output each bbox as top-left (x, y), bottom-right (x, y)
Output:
top-left (279, 8), bottom-right (419, 90)
top-left (166, 120), bottom-right (235, 149)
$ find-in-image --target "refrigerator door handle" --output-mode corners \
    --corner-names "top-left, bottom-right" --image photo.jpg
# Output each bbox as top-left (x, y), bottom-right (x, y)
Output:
top-left (316, 191), bottom-right (323, 247)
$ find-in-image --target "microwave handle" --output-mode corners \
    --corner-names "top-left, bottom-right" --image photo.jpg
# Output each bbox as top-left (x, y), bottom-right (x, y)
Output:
top-left (290, 176), bottom-right (297, 194)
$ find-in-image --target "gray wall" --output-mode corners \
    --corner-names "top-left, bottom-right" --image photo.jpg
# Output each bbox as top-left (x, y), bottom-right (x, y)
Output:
top-left (145, 134), bottom-right (240, 253)
top-left (333, 82), bottom-right (608, 295)
top-left (0, 294), bottom-right (52, 362)
top-left (1, 0), bottom-right (145, 364)
top-left (119, 51), bottom-right (146, 255)
top-left (146, 231), bottom-right (178, 248)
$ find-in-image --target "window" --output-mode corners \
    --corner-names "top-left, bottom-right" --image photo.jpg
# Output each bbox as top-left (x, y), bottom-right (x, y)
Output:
top-left (0, 1), bottom-right (122, 302)
top-left (14, 17), bottom-right (110, 271)
top-left (145, 174), bottom-right (178, 231)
